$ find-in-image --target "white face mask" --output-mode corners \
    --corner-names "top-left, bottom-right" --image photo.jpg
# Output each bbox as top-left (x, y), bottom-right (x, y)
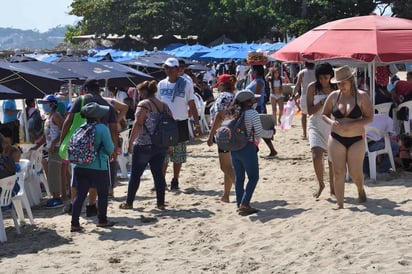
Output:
top-left (252, 102), bottom-right (257, 109)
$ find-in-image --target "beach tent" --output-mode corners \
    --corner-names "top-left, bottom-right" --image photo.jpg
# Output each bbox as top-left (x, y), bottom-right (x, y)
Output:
top-left (168, 44), bottom-right (210, 59)
top-left (272, 14), bottom-right (412, 104)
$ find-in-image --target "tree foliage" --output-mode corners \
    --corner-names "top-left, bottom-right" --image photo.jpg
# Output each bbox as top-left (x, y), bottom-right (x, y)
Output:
top-left (67, 0), bottom-right (395, 47)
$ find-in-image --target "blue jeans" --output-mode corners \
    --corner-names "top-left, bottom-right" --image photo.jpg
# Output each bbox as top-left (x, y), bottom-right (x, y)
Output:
top-left (71, 167), bottom-right (109, 227)
top-left (230, 142), bottom-right (259, 207)
top-left (126, 144), bottom-right (168, 206)
top-left (363, 138), bottom-right (399, 174)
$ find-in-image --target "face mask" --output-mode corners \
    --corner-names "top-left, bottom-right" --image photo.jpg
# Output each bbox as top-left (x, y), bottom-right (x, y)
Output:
top-left (42, 104), bottom-right (52, 113)
top-left (252, 102), bottom-right (257, 109)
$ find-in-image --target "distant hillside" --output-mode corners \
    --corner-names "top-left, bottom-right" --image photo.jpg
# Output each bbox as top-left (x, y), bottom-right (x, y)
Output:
top-left (0, 27), bottom-right (67, 50)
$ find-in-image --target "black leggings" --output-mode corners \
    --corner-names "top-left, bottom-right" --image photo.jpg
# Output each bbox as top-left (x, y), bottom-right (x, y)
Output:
top-left (331, 132), bottom-right (363, 149)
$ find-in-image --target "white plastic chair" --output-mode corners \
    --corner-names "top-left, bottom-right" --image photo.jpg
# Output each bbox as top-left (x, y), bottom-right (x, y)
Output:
top-left (12, 159), bottom-right (35, 225)
top-left (117, 129), bottom-right (131, 179)
top-left (188, 94), bottom-right (210, 138)
top-left (194, 93), bottom-right (210, 134)
top-left (397, 101), bottom-right (412, 134)
top-left (0, 175), bottom-right (20, 242)
top-left (374, 102), bottom-right (392, 115)
top-left (24, 147), bottom-right (50, 206)
top-left (364, 125), bottom-right (396, 181)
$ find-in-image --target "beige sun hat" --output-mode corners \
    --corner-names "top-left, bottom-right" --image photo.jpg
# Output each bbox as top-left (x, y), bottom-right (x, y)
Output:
top-left (330, 65), bottom-right (356, 84)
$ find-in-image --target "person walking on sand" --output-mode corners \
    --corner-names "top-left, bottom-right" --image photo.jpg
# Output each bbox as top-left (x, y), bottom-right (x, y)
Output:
top-left (119, 80), bottom-right (169, 210)
top-left (207, 74), bottom-right (236, 203)
top-left (70, 102), bottom-right (115, 232)
top-left (247, 65), bottom-right (278, 158)
top-left (306, 63), bottom-right (336, 199)
top-left (231, 90), bottom-right (274, 216)
top-left (322, 66), bottom-right (373, 209)
top-left (157, 57), bottom-right (201, 191)
top-left (293, 62), bottom-right (315, 139)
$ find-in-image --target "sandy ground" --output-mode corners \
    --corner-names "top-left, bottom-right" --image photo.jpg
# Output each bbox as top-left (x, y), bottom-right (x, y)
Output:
top-left (1, 109), bottom-right (412, 274)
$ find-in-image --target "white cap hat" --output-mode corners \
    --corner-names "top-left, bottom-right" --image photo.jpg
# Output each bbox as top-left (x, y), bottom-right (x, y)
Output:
top-left (163, 58), bottom-right (179, 67)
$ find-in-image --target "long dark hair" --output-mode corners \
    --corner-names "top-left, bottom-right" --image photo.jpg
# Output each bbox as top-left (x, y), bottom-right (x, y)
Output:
top-left (314, 63), bottom-right (336, 91)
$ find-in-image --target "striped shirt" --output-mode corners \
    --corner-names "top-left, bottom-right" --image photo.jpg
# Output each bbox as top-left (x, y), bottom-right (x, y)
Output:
top-left (244, 109), bottom-right (273, 141)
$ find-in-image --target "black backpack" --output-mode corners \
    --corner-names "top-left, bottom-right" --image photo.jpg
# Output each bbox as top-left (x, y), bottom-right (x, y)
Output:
top-left (215, 112), bottom-right (249, 151)
top-left (144, 100), bottom-right (179, 148)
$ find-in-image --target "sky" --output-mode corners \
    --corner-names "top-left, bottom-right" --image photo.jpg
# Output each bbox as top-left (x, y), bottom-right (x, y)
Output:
top-left (0, 0), bottom-right (80, 32)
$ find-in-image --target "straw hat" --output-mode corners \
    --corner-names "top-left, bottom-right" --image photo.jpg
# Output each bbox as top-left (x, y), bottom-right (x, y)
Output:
top-left (330, 65), bottom-right (356, 84)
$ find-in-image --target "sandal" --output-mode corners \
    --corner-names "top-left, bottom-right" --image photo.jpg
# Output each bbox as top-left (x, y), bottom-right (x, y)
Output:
top-left (96, 221), bottom-right (116, 228)
top-left (70, 225), bottom-right (84, 232)
top-left (119, 202), bottom-right (133, 210)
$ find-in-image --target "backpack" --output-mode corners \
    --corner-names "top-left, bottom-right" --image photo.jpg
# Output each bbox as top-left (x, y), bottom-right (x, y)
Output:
top-left (215, 112), bottom-right (249, 151)
top-left (27, 109), bottom-right (43, 142)
top-left (67, 122), bottom-right (99, 164)
top-left (144, 99), bottom-right (179, 148)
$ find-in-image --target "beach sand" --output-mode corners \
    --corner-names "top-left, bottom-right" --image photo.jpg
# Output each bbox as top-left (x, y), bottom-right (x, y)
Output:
top-left (1, 111), bottom-right (412, 274)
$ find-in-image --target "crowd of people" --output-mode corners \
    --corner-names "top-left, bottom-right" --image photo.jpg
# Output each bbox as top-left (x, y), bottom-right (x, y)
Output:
top-left (1, 57), bottom-right (412, 233)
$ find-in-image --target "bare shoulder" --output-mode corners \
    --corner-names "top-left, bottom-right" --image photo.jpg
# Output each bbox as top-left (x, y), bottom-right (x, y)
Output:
top-left (358, 89), bottom-right (371, 100)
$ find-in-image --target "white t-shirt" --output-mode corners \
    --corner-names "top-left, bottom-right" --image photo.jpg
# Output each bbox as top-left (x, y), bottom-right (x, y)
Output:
top-left (115, 90), bottom-right (128, 102)
top-left (157, 77), bottom-right (195, 121)
top-left (236, 65), bottom-right (247, 80)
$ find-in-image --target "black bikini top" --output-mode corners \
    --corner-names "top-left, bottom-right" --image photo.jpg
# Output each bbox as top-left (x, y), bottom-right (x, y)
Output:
top-left (332, 91), bottom-right (363, 119)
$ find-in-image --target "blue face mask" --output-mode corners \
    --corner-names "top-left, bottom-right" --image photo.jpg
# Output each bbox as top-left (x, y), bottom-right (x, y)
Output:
top-left (42, 103), bottom-right (52, 113)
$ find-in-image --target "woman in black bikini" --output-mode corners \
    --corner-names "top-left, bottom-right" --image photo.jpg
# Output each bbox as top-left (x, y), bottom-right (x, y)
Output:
top-left (322, 66), bottom-right (373, 209)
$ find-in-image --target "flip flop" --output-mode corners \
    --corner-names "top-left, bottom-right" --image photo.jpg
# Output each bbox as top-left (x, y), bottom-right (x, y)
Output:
top-left (96, 221), bottom-right (116, 228)
top-left (238, 207), bottom-right (259, 216)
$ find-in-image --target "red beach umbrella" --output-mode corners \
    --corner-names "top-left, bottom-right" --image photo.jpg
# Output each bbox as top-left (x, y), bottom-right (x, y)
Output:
top-left (272, 15), bottom-right (412, 63)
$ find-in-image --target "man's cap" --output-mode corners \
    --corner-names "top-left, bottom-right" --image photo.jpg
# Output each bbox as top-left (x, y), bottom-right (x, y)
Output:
top-left (38, 94), bottom-right (58, 104)
top-left (163, 58), bottom-right (179, 68)
top-left (80, 102), bottom-right (109, 119)
top-left (212, 74), bottom-right (234, 88)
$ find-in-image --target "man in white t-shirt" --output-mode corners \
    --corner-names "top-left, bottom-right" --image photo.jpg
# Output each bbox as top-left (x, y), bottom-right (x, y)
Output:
top-left (157, 57), bottom-right (201, 190)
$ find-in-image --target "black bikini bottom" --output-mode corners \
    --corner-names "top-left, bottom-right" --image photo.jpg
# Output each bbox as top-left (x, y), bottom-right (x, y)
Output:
top-left (331, 132), bottom-right (363, 149)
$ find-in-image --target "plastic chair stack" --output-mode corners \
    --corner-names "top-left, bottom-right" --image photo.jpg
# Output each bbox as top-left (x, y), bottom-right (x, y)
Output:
top-left (188, 93), bottom-right (210, 138)
top-left (12, 159), bottom-right (35, 225)
top-left (0, 175), bottom-right (20, 242)
top-left (364, 125), bottom-right (396, 181)
top-left (117, 129), bottom-right (131, 179)
top-left (24, 147), bottom-right (51, 206)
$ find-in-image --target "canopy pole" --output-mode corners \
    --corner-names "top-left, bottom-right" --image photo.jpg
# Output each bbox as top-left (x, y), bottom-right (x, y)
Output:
top-left (68, 80), bottom-right (73, 103)
top-left (370, 62), bottom-right (375, 105)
